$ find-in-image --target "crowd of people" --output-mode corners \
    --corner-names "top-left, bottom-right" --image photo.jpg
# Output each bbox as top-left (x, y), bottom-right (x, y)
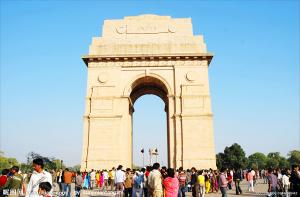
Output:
top-left (0, 159), bottom-right (299, 197)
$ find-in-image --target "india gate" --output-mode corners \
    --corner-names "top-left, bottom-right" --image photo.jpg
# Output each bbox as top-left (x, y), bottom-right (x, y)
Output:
top-left (81, 15), bottom-right (216, 170)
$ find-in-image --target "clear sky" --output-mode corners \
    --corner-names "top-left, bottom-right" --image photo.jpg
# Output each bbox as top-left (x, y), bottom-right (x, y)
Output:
top-left (1, 0), bottom-right (299, 167)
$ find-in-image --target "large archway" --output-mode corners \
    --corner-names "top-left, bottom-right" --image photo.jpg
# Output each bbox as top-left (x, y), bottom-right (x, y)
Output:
top-left (81, 15), bottom-right (217, 171)
top-left (129, 76), bottom-right (170, 167)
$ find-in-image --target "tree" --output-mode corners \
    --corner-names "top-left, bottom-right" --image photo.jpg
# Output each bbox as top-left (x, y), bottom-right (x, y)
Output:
top-left (20, 163), bottom-right (32, 173)
top-left (216, 153), bottom-right (225, 169)
top-left (219, 143), bottom-right (248, 170)
top-left (267, 152), bottom-right (289, 169)
top-left (68, 165), bottom-right (81, 172)
top-left (248, 152), bottom-right (268, 170)
top-left (0, 151), bottom-right (19, 170)
top-left (288, 150), bottom-right (300, 165)
top-left (52, 159), bottom-right (65, 170)
top-left (26, 152), bottom-right (64, 171)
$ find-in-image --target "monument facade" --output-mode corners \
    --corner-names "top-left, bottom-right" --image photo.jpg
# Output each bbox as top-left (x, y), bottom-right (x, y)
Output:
top-left (81, 15), bottom-right (216, 170)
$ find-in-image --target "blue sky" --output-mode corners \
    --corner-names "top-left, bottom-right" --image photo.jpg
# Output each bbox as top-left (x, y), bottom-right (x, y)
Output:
top-left (1, 0), bottom-right (299, 167)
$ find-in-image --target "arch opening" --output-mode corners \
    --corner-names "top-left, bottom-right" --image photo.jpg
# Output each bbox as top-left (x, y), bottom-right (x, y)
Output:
top-left (130, 76), bottom-right (169, 105)
top-left (129, 76), bottom-right (170, 167)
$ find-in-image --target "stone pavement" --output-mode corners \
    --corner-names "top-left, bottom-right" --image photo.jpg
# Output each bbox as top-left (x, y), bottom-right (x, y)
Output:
top-left (53, 179), bottom-right (269, 197)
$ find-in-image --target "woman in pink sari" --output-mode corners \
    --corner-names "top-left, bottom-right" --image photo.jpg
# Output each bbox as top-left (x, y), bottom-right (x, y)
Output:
top-left (100, 171), bottom-right (104, 189)
top-left (163, 168), bottom-right (179, 197)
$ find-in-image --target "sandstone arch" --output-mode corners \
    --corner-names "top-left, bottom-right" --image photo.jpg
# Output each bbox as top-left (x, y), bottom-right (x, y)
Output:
top-left (81, 15), bottom-right (216, 170)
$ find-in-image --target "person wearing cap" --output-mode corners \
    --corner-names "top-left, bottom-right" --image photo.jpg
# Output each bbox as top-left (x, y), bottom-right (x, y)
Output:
top-left (25, 158), bottom-right (52, 197)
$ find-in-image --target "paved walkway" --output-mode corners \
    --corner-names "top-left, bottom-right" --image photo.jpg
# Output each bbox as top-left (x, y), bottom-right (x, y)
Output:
top-left (53, 179), bottom-right (269, 197)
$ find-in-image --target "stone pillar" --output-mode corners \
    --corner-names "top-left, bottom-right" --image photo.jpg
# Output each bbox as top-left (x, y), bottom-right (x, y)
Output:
top-left (167, 95), bottom-right (175, 168)
top-left (179, 63), bottom-right (217, 170)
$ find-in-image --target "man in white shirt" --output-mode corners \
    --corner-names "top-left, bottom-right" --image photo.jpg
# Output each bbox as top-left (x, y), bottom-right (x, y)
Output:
top-left (90, 170), bottom-right (96, 189)
top-left (282, 170), bottom-right (290, 196)
top-left (114, 165), bottom-right (126, 197)
top-left (26, 158), bottom-right (52, 197)
top-left (103, 170), bottom-right (109, 191)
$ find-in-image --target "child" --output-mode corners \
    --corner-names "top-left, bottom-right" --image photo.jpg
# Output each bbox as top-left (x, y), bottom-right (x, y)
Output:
top-left (38, 182), bottom-right (52, 197)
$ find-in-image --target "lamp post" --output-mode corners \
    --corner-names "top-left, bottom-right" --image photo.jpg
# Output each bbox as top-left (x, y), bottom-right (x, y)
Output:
top-left (149, 149), bottom-right (152, 165)
top-left (141, 148), bottom-right (145, 167)
top-left (154, 148), bottom-right (158, 163)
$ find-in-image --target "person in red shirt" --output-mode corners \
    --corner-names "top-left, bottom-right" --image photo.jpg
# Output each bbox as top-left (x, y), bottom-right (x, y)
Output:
top-left (82, 171), bottom-right (87, 180)
top-left (177, 167), bottom-right (187, 197)
top-left (144, 166), bottom-right (152, 197)
top-left (227, 171), bottom-right (233, 190)
top-left (145, 166), bottom-right (151, 178)
top-left (0, 169), bottom-right (10, 196)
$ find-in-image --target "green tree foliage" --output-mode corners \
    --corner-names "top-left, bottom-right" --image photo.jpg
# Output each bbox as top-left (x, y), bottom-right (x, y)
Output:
top-left (216, 146), bottom-right (292, 170)
top-left (267, 152), bottom-right (289, 169)
top-left (216, 143), bottom-right (248, 170)
top-left (25, 152), bottom-right (65, 171)
top-left (288, 150), bottom-right (300, 165)
top-left (20, 163), bottom-right (32, 173)
top-left (68, 165), bottom-right (81, 172)
top-left (0, 154), bottom-right (19, 170)
top-left (216, 153), bottom-right (225, 169)
top-left (248, 152), bottom-right (268, 170)
top-left (52, 159), bottom-right (65, 170)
